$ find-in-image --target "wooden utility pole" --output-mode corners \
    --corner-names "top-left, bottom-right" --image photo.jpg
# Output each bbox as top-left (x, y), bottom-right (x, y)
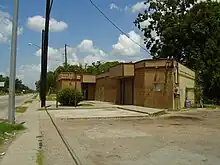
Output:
top-left (41, 0), bottom-right (51, 107)
top-left (40, 30), bottom-right (45, 107)
top-left (64, 44), bottom-right (68, 67)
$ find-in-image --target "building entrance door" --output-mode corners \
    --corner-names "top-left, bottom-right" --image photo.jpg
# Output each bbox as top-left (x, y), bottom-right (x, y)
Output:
top-left (82, 83), bottom-right (88, 100)
top-left (119, 78), bottom-right (134, 105)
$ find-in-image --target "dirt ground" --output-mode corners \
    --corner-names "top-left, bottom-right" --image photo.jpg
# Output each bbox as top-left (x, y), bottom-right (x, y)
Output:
top-left (41, 110), bottom-right (220, 165)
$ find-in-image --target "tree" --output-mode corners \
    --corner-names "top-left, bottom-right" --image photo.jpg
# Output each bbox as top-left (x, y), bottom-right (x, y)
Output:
top-left (0, 75), bottom-right (32, 94)
top-left (134, 0), bottom-right (220, 100)
top-left (47, 71), bottom-right (56, 94)
top-left (35, 80), bottom-right (40, 92)
top-left (54, 61), bottom-right (120, 75)
top-left (86, 61), bottom-right (120, 74)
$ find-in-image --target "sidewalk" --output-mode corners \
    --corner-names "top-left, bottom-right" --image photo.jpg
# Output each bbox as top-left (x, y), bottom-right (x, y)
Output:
top-left (1, 101), bottom-right (40, 165)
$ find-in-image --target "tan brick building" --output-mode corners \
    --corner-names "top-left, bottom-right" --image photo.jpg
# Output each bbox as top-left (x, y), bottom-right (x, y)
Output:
top-left (56, 59), bottom-right (195, 110)
top-left (56, 72), bottom-right (96, 100)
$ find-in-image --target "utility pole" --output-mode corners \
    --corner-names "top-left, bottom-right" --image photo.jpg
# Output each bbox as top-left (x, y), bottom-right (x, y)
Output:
top-left (8, 0), bottom-right (19, 124)
top-left (64, 44), bottom-right (68, 67)
top-left (41, 0), bottom-right (51, 107)
top-left (40, 30), bottom-right (45, 107)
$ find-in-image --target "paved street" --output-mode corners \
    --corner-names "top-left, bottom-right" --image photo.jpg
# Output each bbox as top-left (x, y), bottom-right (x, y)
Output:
top-left (0, 94), bottom-right (33, 118)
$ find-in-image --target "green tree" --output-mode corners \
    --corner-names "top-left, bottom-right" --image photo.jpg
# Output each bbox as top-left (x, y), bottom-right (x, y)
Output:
top-left (135, 0), bottom-right (220, 100)
top-left (47, 71), bottom-right (56, 94)
top-left (86, 61), bottom-right (119, 74)
top-left (35, 80), bottom-right (40, 92)
top-left (0, 75), bottom-right (32, 94)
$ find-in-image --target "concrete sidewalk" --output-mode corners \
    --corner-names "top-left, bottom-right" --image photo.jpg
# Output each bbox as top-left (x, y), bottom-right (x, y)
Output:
top-left (46, 100), bottom-right (166, 116)
top-left (1, 101), bottom-right (40, 165)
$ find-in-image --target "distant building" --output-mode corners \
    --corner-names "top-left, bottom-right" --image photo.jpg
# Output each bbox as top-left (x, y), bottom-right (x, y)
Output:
top-left (56, 73), bottom-right (96, 100)
top-left (56, 59), bottom-right (195, 110)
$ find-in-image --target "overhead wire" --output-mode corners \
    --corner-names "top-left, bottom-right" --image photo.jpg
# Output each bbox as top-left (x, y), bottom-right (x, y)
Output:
top-left (88, 0), bottom-right (151, 55)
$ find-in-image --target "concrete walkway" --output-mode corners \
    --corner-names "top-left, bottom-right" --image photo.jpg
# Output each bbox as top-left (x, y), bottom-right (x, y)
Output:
top-left (46, 100), bottom-right (166, 116)
top-left (1, 101), bottom-right (40, 165)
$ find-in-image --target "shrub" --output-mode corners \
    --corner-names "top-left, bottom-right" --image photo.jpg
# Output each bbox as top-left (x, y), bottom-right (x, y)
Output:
top-left (57, 88), bottom-right (83, 106)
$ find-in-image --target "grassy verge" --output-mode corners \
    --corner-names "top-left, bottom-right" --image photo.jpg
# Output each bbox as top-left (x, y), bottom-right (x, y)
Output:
top-left (16, 106), bottom-right (28, 113)
top-left (36, 151), bottom-right (43, 165)
top-left (0, 122), bottom-right (25, 145)
top-left (32, 94), bottom-right (38, 99)
top-left (46, 94), bottom-right (56, 101)
top-left (15, 93), bottom-right (24, 96)
top-left (79, 103), bottom-right (94, 107)
top-left (24, 100), bottom-right (33, 104)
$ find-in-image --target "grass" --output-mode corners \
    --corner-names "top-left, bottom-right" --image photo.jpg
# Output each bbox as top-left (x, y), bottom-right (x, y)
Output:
top-left (0, 122), bottom-right (25, 145)
top-left (46, 94), bottom-right (56, 101)
top-left (15, 93), bottom-right (24, 96)
top-left (16, 106), bottom-right (28, 113)
top-left (36, 151), bottom-right (44, 165)
top-left (24, 100), bottom-right (33, 104)
top-left (0, 92), bottom-right (6, 96)
top-left (79, 103), bottom-right (94, 107)
top-left (32, 94), bottom-right (38, 99)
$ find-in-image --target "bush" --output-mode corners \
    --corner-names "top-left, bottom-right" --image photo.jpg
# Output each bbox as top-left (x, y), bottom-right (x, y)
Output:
top-left (57, 88), bottom-right (83, 106)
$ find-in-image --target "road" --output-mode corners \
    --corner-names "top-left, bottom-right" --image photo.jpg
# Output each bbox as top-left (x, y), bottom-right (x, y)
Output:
top-left (0, 94), bottom-right (33, 118)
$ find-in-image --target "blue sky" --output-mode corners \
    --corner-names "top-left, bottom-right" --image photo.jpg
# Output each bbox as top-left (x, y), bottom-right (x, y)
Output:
top-left (0, 0), bottom-right (150, 88)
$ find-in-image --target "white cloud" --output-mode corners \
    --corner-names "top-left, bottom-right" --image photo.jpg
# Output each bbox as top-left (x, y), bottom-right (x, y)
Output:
top-left (110, 3), bottom-right (129, 12)
top-left (78, 39), bottom-right (108, 57)
top-left (27, 15), bottom-right (68, 32)
top-left (110, 3), bottom-right (120, 10)
top-left (36, 46), bottom-right (78, 71)
top-left (131, 1), bottom-right (148, 13)
top-left (16, 64), bottom-right (41, 88)
top-left (112, 30), bottom-right (143, 56)
top-left (18, 45), bottom-right (78, 88)
top-left (16, 32), bottom-right (145, 88)
top-left (84, 54), bottom-right (103, 65)
top-left (0, 10), bottom-right (23, 43)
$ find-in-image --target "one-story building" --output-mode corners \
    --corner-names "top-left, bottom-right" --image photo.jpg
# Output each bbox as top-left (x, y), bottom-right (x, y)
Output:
top-left (56, 59), bottom-right (195, 110)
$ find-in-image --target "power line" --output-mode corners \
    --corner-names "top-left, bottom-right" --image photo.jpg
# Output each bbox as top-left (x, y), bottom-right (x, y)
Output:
top-left (88, 0), bottom-right (150, 55)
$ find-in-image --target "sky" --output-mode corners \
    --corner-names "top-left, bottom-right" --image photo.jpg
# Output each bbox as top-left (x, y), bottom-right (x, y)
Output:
top-left (0, 0), bottom-right (150, 89)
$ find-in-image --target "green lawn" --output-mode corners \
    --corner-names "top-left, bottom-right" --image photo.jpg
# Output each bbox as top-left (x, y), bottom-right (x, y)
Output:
top-left (32, 94), bottom-right (38, 99)
top-left (16, 106), bottom-right (28, 113)
top-left (46, 94), bottom-right (56, 101)
top-left (24, 100), bottom-right (33, 104)
top-left (0, 122), bottom-right (25, 145)
top-left (36, 151), bottom-right (44, 165)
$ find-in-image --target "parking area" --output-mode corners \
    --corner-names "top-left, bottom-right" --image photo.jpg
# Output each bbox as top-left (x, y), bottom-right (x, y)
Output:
top-left (41, 109), bottom-right (220, 165)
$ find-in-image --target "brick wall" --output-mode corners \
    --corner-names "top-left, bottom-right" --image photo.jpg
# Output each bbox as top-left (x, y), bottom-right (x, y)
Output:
top-left (61, 80), bottom-right (82, 92)
top-left (95, 76), bottom-right (118, 103)
top-left (143, 68), bottom-right (174, 109)
top-left (134, 68), bottom-right (145, 106)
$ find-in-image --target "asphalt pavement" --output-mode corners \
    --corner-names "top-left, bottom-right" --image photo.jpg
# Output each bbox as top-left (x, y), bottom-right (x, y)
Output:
top-left (0, 94), bottom-right (33, 118)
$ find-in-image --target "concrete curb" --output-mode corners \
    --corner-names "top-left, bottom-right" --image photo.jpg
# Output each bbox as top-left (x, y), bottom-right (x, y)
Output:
top-left (44, 106), bottom-right (116, 111)
top-left (59, 115), bottom-right (150, 120)
top-left (117, 106), bottom-right (166, 116)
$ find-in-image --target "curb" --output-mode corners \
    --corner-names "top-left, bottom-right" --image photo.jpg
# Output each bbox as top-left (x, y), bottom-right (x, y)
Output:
top-left (117, 106), bottom-right (166, 116)
top-left (59, 115), bottom-right (150, 120)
